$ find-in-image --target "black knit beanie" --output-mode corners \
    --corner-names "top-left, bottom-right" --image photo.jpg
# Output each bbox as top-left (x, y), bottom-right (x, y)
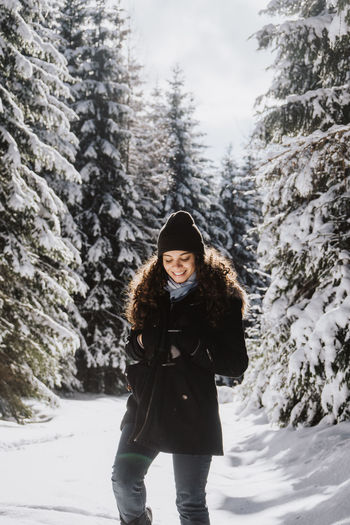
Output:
top-left (157, 211), bottom-right (205, 256)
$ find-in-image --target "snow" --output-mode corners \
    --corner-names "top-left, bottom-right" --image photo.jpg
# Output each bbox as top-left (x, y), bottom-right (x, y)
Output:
top-left (103, 197), bottom-right (122, 219)
top-left (116, 222), bottom-right (136, 243)
top-left (87, 238), bottom-right (112, 263)
top-left (252, 121), bottom-right (350, 425)
top-left (328, 11), bottom-right (350, 44)
top-left (1, 393), bottom-right (350, 525)
top-left (278, 14), bottom-right (333, 38)
top-left (217, 385), bottom-right (235, 404)
top-left (15, 54), bottom-right (33, 80)
top-left (117, 246), bottom-right (139, 264)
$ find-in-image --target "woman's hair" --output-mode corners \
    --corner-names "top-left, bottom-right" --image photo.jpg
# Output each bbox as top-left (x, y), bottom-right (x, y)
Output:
top-left (125, 246), bottom-right (248, 329)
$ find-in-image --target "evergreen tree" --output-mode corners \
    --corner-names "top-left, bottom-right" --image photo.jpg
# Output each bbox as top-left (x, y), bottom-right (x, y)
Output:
top-left (213, 145), bottom-right (265, 294)
top-left (163, 66), bottom-right (211, 239)
top-left (0, 0), bottom-right (83, 419)
top-left (56, 0), bottom-right (92, 214)
top-left (125, 59), bottom-right (165, 259)
top-left (213, 146), bottom-right (244, 260)
top-left (36, 0), bottom-right (88, 389)
top-left (207, 182), bottom-right (230, 260)
top-left (213, 146), bottom-right (267, 385)
top-left (235, 153), bottom-right (266, 294)
top-left (248, 0), bottom-right (350, 425)
top-left (146, 85), bottom-right (171, 191)
top-left (66, 1), bottom-right (142, 393)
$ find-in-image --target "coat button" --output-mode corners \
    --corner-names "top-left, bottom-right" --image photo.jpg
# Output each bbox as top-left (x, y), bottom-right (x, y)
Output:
top-left (182, 394), bottom-right (188, 400)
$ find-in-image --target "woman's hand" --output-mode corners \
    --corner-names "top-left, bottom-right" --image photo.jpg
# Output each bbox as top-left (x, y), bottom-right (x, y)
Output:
top-left (137, 325), bottom-right (160, 360)
top-left (168, 327), bottom-right (200, 356)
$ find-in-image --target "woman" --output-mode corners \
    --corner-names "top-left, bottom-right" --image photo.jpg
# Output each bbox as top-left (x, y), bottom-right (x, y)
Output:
top-left (112, 211), bottom-right (249, 525)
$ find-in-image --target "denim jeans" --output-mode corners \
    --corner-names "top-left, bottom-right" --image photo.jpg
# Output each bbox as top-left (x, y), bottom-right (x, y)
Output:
top-left (111, 423), bottom-right (212, 524)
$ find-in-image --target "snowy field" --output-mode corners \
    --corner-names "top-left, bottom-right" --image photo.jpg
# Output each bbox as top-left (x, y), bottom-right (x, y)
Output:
top-left (0, 391), bottom-right (350, 525)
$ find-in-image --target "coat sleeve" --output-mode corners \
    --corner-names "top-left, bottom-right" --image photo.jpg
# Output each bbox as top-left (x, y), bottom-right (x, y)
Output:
top-left (191, 297), bottom-right (249, 378)
top-left (125, 329), bottom-right (145, 361)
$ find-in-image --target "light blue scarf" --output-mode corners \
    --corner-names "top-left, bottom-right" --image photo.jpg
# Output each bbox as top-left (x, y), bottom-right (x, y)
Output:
top-left (164, 272), bottom-right (198, 302)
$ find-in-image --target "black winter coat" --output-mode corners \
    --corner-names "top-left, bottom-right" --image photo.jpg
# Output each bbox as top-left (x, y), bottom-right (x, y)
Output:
top-left (121, 288), bottom-right (248, 455)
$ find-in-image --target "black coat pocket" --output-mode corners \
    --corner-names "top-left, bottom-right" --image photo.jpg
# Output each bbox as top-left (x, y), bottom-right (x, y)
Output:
top-left (126, 362), bottom-right (152, 404)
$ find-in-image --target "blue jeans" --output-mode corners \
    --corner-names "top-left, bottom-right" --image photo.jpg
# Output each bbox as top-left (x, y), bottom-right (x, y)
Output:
top-left (111, 423), bottom-right (212, 524)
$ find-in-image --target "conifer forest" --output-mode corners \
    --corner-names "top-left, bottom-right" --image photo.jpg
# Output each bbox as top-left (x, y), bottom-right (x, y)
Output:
top-left (0, 0), bottom-right (349, 432)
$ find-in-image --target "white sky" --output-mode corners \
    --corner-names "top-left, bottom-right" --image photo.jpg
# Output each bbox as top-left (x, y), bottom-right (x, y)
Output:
top-left (120, 0), bottom-right (277, 165)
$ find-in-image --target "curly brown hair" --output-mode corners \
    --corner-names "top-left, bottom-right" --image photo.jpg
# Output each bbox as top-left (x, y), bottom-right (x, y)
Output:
top-left (125, 246), bottom-right (248, 329)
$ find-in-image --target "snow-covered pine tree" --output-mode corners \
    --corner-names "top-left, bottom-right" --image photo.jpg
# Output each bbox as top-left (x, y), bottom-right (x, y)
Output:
top-left (163, 66), bottom-right (211, 239)
top-left (69, 1), bottom-right (142, 393)
top-left (146, 84), bottom-right (171, 194)
top-left (207, 183), bottom-right (231, 260)
top-left (33, 0), bottom-right (88, 390)
top-left (235, 152), bottom-right (267, 295)
top-left (212, 146), bottom-right (267, 385)
top-left (124, 55), bottom-right (165, 260)
top-left (215, 147), bottom-right (248, 259)
top-left (0, 0), bottom-right (83, 419)
top-left (212, 145), bottom-right (265, 293)
top-left (248, 0), bottom-right (350, 425)
top-left (209, 145), bottom-right (237, 258)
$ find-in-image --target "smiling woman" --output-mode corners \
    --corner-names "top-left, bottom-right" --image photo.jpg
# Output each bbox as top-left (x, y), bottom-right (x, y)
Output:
top-left (162, 251), bottom-right (196, 283)
top-left (110, 211), bottom-right (249, 525)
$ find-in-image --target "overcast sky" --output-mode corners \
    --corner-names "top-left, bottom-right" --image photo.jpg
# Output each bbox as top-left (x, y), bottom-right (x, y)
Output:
top-left (120, 0), bottom-right (276, 165)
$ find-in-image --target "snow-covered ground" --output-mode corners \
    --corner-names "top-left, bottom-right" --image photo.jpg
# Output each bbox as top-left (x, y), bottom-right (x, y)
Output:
top-left (0, 391), bottom-right (350, 525)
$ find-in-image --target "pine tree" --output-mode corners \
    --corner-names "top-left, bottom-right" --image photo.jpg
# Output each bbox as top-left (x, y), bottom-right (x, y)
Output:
top-left (207, 188), bottom-right (230, 259)
top-left (36, 0), bottom-right (88, 390)
top-left (235, 153), bottom-right (266, 294)
top-left (146, 85), bottom-right (170, 192)
top-left (0, 0), bottom-right (83, 419)
top-left (208, 145), bottom-right (236, 259)
top-left (66, 1), bottom-right (142, 393)
top-left (212, 145), bottom-right (265, 293)
top-left (163, 66), bottom-right (211, 239)
top-left (212, 146), bottom-right (267, 385)
top-left (124, 58), bottom-right (165, 260)
top-left (248, 0), bottom-right (350, 425)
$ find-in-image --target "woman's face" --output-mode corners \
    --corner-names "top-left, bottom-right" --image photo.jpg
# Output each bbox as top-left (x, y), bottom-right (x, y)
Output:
top-left (162, 250), bottom-right (196, 283)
